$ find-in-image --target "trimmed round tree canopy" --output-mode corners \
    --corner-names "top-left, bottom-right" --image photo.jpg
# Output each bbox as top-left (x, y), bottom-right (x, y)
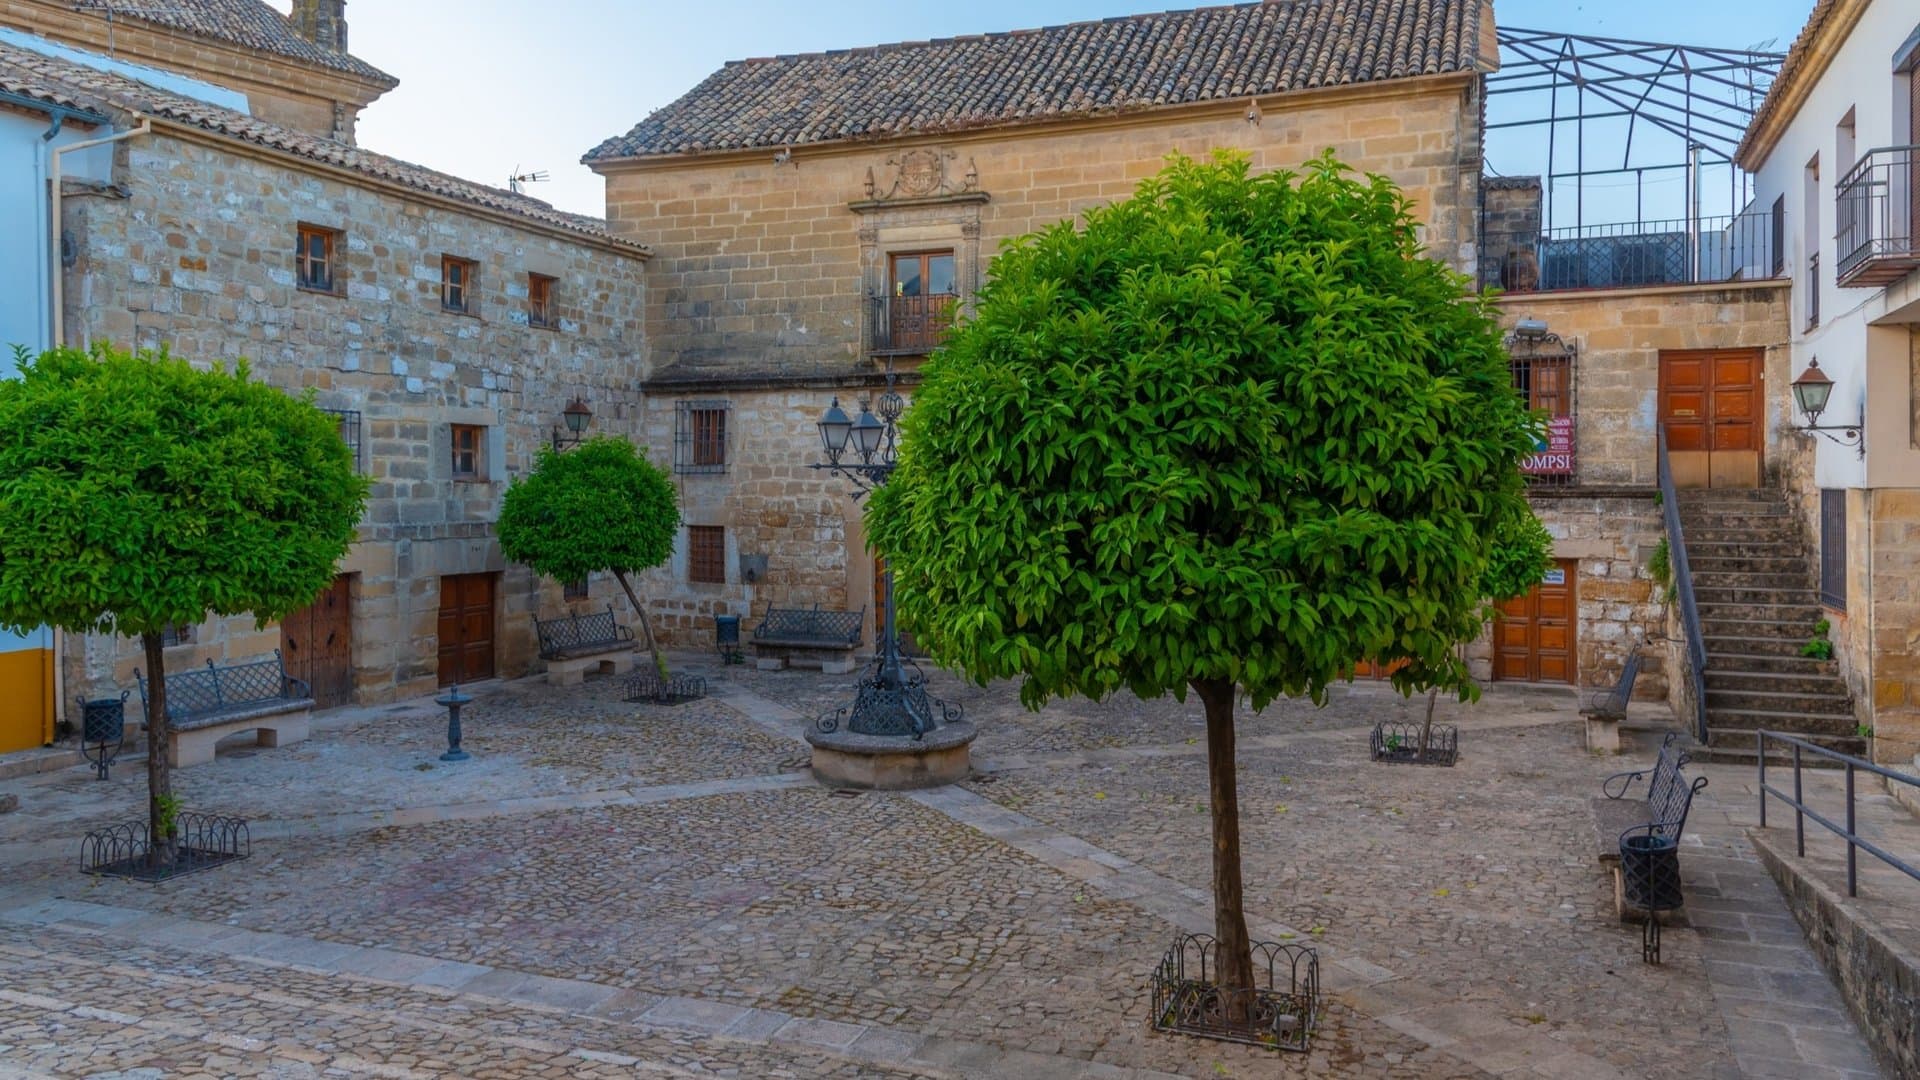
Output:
top-left (497, 436), bottom-right (680, 584)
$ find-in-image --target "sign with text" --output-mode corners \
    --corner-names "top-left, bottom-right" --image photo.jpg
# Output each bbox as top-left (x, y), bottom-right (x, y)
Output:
top-left (1522, 416), bottom-right (1575, 476)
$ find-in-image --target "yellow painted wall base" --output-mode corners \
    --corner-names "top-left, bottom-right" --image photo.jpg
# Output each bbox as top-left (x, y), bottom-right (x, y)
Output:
top-left (0, 648), bottom-right (54, 753)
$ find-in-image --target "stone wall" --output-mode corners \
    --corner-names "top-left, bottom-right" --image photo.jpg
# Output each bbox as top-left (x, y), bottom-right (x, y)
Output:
top-left (1866, 488), bottom-right (1920, 762)
top-left (0, 0), bottom-right (391, 141)
top-left (600, 74), bottom-right (1486, 382)
top-left (1528, 492), bottom-right (1670, 698)
top-left (58, 129), bottom-right (649, 704)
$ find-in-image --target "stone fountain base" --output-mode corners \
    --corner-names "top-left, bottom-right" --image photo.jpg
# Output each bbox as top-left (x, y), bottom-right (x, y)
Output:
top-left (805, 720), bottom-right (977, 790)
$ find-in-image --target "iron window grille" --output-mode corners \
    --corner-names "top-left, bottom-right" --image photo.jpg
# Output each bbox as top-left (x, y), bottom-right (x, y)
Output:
top-left (688, 526), bottom-right (725, 584)
top-left (1508, 341), bottom-right (1577, 487)
top-left (674, 400), bottom-right (730, 474)
top-left (1819, 488), bottom-right (1847, 612)
top-left (322, 408), bottom-right (363, 473)
top-left (563, 576), bottom-right (589, 601)
top-left (160, 621), bottom-right (196, 647)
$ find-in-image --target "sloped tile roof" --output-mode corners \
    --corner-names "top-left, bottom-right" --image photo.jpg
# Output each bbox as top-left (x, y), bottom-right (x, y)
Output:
top-left (1734, 0), bottom-right (1851, 169)
top-left (586, 0), bottom-right (1485, 162)
top-left (0, 39), bottom-right (641, 250)
top-left (77, 0), bottom-right (395, 85)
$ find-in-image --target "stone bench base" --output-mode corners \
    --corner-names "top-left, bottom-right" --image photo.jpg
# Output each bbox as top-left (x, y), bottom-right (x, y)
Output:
top-left (169, 704), bottom-right (312, 768)
top-left (805, 720), bottom-right (976, 790)
top-left (1583, 713), bottom-right (1622, 754)
top-left (752, 643), bottom-right (858, 676)
top-left (544, 648), bottom-right (636, 686)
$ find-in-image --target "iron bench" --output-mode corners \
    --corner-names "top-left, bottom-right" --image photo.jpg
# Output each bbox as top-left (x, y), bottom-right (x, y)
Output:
top-left (533, 605), bottom-right (637, 685)
top-left (134, 651), bottom-right (313, 768)
top-left (1579, 648), bottom-right (1645, 754)
top-left (1591, 731), bottom-right (1708, 919)
top-left (750, 605), bottom-right (865, 675)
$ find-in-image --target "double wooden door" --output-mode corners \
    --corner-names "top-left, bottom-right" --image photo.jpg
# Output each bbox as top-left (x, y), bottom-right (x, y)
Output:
top-left (437, 573), bottom-right (497, 686)
top-left (1659, 349), bottom-right (1763, 488)
top-left (281, 574), bottom-right (354, 709)
top-left (1494, 560), bottom-right (1577, 685)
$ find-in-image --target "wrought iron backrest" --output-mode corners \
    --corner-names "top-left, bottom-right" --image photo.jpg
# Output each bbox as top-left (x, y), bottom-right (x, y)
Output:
top-left (536, 606), bottom-right (630, 653)
top-left (1608, 651), bottom-right (1645, 708)
top-left (757, 605), bottom-right (864, 645)
top-left (133, 651), bottom-right (299, 720)
top-left (1639, 772), bottom-right (1709, 844)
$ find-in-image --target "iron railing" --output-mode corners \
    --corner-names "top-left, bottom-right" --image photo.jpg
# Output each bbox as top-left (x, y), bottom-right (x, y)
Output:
top-left (1481, 208), bottom-right (1781, 293)
top-left (1806, 253), bottom-right (1820, 330)
top-left (1835, 145), bottom-right (1920, 286)
top-left (1657, 428), bottom-right (1708, 742)
top-left (1758, 731), bottom-right (1920, 897)
top-left (869, 292), bottom-right (957, 354)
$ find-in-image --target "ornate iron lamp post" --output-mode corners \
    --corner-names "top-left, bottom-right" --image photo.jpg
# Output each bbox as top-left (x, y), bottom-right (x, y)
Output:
top-left (810, 370), bottom-right (959, 739)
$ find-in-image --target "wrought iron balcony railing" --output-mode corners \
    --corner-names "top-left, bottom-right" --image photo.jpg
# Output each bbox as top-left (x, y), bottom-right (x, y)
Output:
top-left (1835, 145), bottom-right (1920, 287)
top-left (1481, 207), bottom-right (1781, 294)
top-left (870, 292), bottom-right (958, 355)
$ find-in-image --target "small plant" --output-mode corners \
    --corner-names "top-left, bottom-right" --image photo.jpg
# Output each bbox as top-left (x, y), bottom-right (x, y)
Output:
top-left (1648, 539), bottom-right (1675, 604)
top-left (155, 792), bottom-right (182, 840)
top-left (1856, 724), bottom-right (1874, 739)
top-left (1801, 618), bottom-right (1835, 660)
top-left (1652, 489), bottom-right (1664, 508)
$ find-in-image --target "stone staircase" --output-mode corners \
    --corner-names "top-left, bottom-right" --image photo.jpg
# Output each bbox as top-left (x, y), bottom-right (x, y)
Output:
top-left (1679, 487), bottom-right (1864, 764)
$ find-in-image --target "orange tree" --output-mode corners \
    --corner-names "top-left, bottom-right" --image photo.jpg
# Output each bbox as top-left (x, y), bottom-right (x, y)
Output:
top-left (0, 344), bottom-right (366, 863)
top-left (867, 152), bottom-right (1538, 1004)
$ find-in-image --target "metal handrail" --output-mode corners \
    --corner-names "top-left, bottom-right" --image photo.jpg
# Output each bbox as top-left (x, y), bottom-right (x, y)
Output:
top-left (1656, 428), bottom-right (1708, 742)
top-left (1757, 730), bottom-right (1920, 897)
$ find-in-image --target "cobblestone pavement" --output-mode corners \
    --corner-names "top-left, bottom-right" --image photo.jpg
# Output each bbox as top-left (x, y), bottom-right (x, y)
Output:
top-left (0, 657), bottom-right (1888, 1077)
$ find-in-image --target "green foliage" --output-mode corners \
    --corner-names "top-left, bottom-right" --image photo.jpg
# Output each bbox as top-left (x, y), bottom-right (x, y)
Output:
top-left (497, 437), bottom-right (679, 583)
top-left (868, 151), bottom-right (1539, 710)
top-left (0, 343), bottom-right (368, 637)
top-left (1648, 538), bottom-right (1675, 605)
top-left (155, 791), bottom-right (182, 840)
top-left (1802, 618), bottom-right (1835, 660)
top-left (1478, 503), bottom-right (1554, 605)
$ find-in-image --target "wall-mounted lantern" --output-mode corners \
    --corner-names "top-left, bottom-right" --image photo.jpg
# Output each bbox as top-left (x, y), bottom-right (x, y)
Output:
top-left (1789, 359), bottom-right (1863, 458)
top-left (551, 397), bottom-right (593, 451)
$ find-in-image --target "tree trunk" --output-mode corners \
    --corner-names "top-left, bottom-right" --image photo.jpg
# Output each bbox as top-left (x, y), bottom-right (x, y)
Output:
top-left (1193, 676), bottom-right (1254, 1021)
top-left (141, 631), bottom-right (176, 867)
top-left (612, 570), bottom-right (667, 677)
top-left (1417, 688), bottom-right (1439, 763)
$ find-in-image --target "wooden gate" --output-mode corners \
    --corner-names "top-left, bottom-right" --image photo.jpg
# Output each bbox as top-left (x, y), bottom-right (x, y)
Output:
top-left (1494, 560), bottom-right (1578, 685)
top-left (437, 573), bottom-right (497, 686)
top-left (1659, 349), bottom-right (1763, 488)
top-left (281, 574), bottom-right (354, 709)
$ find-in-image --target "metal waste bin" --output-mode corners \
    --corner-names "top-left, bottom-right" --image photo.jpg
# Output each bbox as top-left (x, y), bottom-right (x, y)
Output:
top-left (79, 691), bottom-right (130, 780)
top-left (1620, 830), bottom-right (1683, 963)
top-left (714, 614), bottom-right (743, 664)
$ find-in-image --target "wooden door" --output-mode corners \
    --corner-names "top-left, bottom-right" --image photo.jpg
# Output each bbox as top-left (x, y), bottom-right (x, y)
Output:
top-left (437, 573), bottom-right (497, 686)
top-left (1494, 560), bottom-right (1577, 685)
top-left (282, 574), bottom-right (354, 709)
top-left (1659, 349), bottom-right (1763, 488)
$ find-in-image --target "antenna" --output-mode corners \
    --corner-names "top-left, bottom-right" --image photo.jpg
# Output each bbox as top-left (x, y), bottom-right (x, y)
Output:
top-left (508, 167), bottom-right (550, 195)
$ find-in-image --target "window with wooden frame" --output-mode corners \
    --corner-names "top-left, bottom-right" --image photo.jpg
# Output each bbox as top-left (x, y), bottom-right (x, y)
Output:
top-left (673, 400), bottom-right (730, 474)
top-left (884, 250), bottom-right (958, 353)
top-left (450, 424), bottom-right (485, 480)
top-left (528, 273), bottom-right (557, 329)
top-left (563, 575), bottom-right (590, 601)
top-left (688, 526), bottom-right (725, 584)
top-left (1819, 488), bottom-right (1847, 612)
top-left (296, 224), bottom-right (340, 293)
top-left (442, 255), bottom-right (477, 313)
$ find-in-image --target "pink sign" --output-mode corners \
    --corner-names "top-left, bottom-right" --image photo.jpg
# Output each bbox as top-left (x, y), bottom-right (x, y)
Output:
top-left (1522, 416), bottom-right (1575, 476)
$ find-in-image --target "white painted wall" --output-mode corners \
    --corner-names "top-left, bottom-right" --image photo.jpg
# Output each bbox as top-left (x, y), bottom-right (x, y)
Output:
top-left (1747, 0), bottom-right (1920, 490)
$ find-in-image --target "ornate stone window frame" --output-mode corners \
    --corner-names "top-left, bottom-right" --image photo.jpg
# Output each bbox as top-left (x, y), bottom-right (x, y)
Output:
top-left (850, 148), bottom-right (990, 358)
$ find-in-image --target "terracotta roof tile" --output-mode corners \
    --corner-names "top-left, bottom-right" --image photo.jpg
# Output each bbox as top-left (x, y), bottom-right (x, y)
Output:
top-left (74, 0), bottom-right (394, 85)
top-left (0, 39), bottom-right (641, 250)
top-left (586, 0), bottom-right (1484, 162)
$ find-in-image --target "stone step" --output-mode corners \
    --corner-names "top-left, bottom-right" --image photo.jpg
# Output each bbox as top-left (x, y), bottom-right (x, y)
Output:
top-left (1706, 687), bottom-right (1854, 717)
top-left (1684, 541), bottom-right (1810, 559)
top-left (1705, 651), bottom-right (1842, 674)
top-left (1697, 603), bottom-right (1826, 625)
top-left (1688, 556), bottom-right (1814, 576)
top-left (1691, 571), bottom-right (1814, 590)
top-left (1705, 668), bottom-right (1849, 695)
top-left (1692, 740), bottom-right (1865, 768)
top-left (1703, 632), bottom-right (1825, 656)
top-left (1681, 522), bottom-right (1804, 539)
top-left (1706, 706), bottom-right (1860, 736)
top-left (1678, 487), bottom-right (1778, 501)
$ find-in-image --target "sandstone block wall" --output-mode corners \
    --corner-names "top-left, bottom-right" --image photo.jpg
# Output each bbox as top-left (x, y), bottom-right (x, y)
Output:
top-left (59, 130), bottom-right (649, 704)
top-left (1528, 493), bottom-right (1671, 698)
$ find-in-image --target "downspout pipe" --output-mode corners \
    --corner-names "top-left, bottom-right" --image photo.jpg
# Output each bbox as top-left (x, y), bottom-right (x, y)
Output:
top-left (42, 113), bottom-right (143, 738)
top-left (49, 115), bottom-right (148, 349)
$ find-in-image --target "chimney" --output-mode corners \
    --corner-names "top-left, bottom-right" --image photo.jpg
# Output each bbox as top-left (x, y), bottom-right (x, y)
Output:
top-left (290, 0), bottom-right (348, 53)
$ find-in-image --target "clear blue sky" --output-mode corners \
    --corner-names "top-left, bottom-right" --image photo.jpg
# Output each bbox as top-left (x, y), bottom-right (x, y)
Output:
top-left (272, 0), bottom-right (1817, 217)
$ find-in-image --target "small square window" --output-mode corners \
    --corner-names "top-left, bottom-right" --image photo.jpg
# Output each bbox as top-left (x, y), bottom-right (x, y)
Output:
top-left (563, 576), bottom-right (589, 601)
top-left (688, 526), bottom-right (725, 584)
top-left (442, 256), bottom-right (477, 313)
top-left (528, 273), bottom-right (556, 328)
top-left (160, 621), bottom-right (196, 647)
top-left (297, 224), bottom-right (339, 293)
top-left (451, 424), bottom-right (485, 480)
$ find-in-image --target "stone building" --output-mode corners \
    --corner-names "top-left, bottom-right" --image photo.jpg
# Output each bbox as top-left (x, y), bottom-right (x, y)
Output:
top-left (0, 14), bottom-right (649, 718)
top-left (586, 0), bottom-right (1502, 654)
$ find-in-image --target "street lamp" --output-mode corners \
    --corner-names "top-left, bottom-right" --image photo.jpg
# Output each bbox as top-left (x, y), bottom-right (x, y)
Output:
top-left (810, 366), bottom-right (959, 739)
top-left (551, 397), bottom-right (593, 450)
top-left (1789, 359), bottom-right (1863, 457)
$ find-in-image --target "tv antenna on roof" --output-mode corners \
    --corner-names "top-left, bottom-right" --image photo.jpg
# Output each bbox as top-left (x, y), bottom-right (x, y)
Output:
top-left (72, 0), bottom-right (191, 55)
top-left (508, 167), bottom-right (550, 195)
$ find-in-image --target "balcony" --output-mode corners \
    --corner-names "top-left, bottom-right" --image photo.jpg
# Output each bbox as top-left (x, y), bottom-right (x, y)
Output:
top-left (1836, 145), bottom-right (1920, 288)
top-left (869, 292), bottom-right (958, 356)
top-left (1481, 207), bottom-right (1781, 294)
